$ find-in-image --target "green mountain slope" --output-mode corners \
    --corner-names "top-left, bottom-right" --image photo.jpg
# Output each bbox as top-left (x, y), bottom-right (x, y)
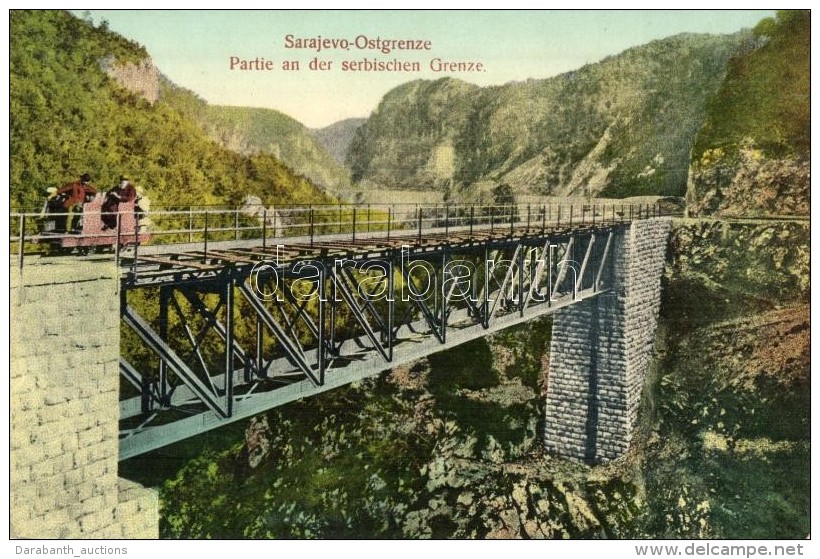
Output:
top-left (9, 10), bottom-right (330, 210)
top-left (687, 10), bottom-right (810, 216)
top-left (161, 90), bottom-right (354, 197)
top-left (311, 118), bottom-right (366, 166)
top-left (347, 32), bottom-right (749, 199)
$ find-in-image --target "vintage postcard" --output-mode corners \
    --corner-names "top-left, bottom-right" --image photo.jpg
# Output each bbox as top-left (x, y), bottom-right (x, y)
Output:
top-left (7, 7), bottom-right (811, 551)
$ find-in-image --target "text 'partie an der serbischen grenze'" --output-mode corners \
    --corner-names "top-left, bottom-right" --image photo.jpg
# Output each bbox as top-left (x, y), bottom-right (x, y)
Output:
top-left (228, 34), bottom-right (485, 73)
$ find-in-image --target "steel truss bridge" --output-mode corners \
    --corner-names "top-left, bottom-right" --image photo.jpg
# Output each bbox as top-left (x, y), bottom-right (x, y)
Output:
top-left (57, 201), bottom-right (668, 460)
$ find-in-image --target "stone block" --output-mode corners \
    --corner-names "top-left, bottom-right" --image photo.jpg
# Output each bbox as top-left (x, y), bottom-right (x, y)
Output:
top-left (77, 426), bottom-right (104, 448)
top-left (79, 511), bottom-right (109, 535)
top-left (114, 499), bottom-right (139, 522)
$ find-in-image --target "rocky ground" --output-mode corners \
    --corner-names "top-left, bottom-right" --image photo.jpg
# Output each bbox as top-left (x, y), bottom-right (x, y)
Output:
top-left (687, 147), bottom-right (809, 218)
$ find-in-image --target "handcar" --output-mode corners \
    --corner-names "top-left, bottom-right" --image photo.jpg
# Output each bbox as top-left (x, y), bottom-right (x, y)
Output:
top-left (36, 196), bottom-right (150, 254)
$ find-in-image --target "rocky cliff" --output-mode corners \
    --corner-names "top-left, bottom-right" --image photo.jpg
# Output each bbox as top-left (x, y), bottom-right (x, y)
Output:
top-left (100, 55), bottom-right (161, 104)
top-left (347, 33), bottom-right (748, 201)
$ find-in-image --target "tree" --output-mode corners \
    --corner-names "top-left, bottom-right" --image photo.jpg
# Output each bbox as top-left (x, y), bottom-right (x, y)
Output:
top-left (492, 183), bottom-right (515, 207)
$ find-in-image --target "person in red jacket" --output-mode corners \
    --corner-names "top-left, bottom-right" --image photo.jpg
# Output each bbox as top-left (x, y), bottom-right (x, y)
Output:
top-left (101, 176), bottom-right (137, 229)
top-left (53, 173), bottom-right (96, 232)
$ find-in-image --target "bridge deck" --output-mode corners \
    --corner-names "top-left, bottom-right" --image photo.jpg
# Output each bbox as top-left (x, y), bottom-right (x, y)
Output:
top-left (121, 221), bottom-right (616, 286)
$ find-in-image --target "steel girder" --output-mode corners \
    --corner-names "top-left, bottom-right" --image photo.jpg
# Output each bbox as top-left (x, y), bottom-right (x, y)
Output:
top-left (118, 225), bottom-right (621, 459)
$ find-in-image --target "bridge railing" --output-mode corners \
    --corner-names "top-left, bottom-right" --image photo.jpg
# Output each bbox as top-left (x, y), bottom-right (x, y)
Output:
top-left (9, 200), bottom-right (681, 269)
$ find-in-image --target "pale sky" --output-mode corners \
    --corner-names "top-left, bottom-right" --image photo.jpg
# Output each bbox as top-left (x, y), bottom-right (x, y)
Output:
top-left (84, 10), bottom-right (769, 127)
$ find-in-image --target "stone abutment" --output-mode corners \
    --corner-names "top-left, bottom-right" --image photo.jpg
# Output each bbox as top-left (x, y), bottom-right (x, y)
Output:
top-left (10, 257), bottom-right (158, 538)
top-left (544, 218), bottom-right (671, 462)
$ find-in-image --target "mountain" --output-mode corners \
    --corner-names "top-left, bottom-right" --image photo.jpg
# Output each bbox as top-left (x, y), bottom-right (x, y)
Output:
top-left (311, 118), bottom-right (366, 166)
top-left (686, 10), bottom-right (810, 217)
top-left (161, 91), bottom-right (354, 198)
top-left (347, 32), bottom-right (750, 200)
top-left (348, 78), bottom-right (481, 196)
top-left (9, 10), bottom-right (330, 210)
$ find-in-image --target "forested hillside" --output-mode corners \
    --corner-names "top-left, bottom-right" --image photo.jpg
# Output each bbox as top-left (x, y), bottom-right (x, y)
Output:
top-left (347, 32), bottom-right (749, 200)
top-left (687, 10), bottom-right (810, 216)
top-left (9, 10), bottom-right (331, 210)
top-left (161, 88), bottom-right (354, 197)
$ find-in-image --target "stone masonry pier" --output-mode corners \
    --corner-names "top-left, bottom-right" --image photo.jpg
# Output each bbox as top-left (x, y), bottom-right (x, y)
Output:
top-left (544, 218), bottom-right (672, 462)
top-left (10, 256), bottom-right (158, 538)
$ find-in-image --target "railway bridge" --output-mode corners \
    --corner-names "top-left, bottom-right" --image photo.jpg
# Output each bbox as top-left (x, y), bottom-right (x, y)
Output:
top-left (10, 201), bottom-right (672, 538)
